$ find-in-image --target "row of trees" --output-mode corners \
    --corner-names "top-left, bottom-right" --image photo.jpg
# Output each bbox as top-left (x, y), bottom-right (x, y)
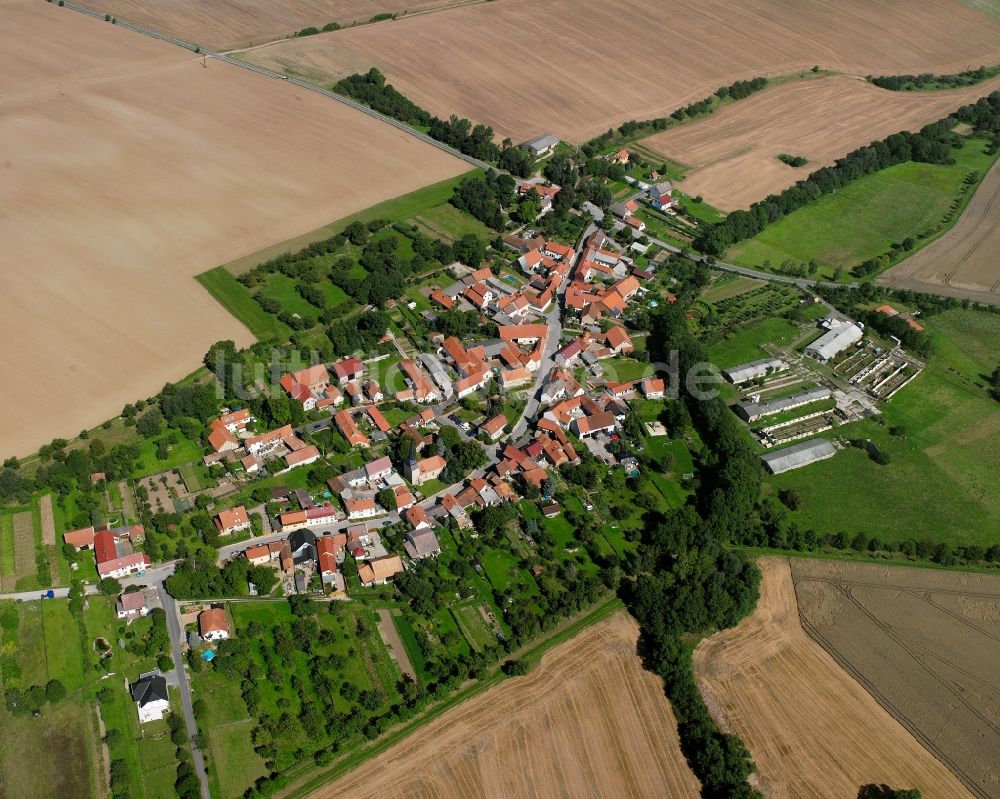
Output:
top-left (869, 65), bottom-right (998, 91)
top-left (335, 69), bottom-right (500, 161)
top-left (697, 91), bottom-right (1000, 256)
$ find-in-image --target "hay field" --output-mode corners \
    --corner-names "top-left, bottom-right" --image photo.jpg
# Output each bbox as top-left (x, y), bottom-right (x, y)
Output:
top-left (75, 0), bottom-right (458, 51)
top-left (0, 0), bottom-right (467, 460)
top-left (694, 558), bottom-right (974, 799)
top-left (880, 157), bottom-right (1000, 302)
top-left (307, 613), bottom-right (700, 799)
top-left (242, 0), bottom-right (1000, 143)
top-left (794, 558), bottom-right (1000, 799)
top-left (641, 75), bottom-right (1000, 211)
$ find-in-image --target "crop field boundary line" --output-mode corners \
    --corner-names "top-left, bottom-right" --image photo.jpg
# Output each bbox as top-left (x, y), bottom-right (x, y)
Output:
top-left (791, 570), bottom-right (990, 799)
top-left (274, 595), bottom-right (623, 799)
top-left (54, 1), bottom-right (492, 171)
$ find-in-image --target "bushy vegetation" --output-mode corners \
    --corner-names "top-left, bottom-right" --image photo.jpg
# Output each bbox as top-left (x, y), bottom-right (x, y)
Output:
top-left (777, 153), bottom-right (808, 167)
top-left (449, 170), bottom-right (515, 229)
top-left (698, 91), bottom-right (1000, 256)
top-left (869, 65), bottom-right (999, 91)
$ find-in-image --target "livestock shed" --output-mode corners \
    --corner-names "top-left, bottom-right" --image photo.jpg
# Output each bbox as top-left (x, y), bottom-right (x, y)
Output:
top-left (805, 322), bottom-right (864, 363)
top-left (761, 438), bottom-right (837, 474)
top-left (723, 357), bottom-right (790, 384)
top-left (736, 386), bottom-right (832, 422)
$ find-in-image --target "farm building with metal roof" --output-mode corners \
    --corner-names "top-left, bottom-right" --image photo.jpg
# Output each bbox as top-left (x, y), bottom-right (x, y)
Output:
top-left (761, 438), bottom-right (837, 474)
top-left (736, 386), bottom-right (832, 422)
top-left (723, 357), bottom-right (790, 384)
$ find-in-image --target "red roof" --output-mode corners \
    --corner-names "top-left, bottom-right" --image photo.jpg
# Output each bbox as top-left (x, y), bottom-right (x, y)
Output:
top-left (332, 357), bottom-right (364, 379)
top-left (93, 530), bottom-right (117, 565)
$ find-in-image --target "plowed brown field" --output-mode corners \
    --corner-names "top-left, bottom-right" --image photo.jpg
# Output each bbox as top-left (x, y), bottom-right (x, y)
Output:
top-left (242, 0), bottom-right (1000, 143)
top-left (694, 558), bottom-right (974, 799)
top-left (0, 0), bottom-right (466, 460)
top-left (641, 75), bottom-right (1000, 211)
top-left (75, 0), bottom-right (458, 51)
top-left (303, 612), bottom-right (700, 799)
top-left (879, 156), bottom-right (1000, 303)
top-left (793, 558), bottom-right (1000, 799)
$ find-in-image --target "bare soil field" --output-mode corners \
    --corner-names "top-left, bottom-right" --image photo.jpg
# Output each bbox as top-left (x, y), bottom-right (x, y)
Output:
top-left (0, 0), bottom-right (466, 460)
top-left (793, 558), bottom-right (1000, 799)
top-left (879, 157), bottom-right (1000, 302)
top-left (305, 612), bottom-right (700, 799)
top-left (243, 0), bottom-right (1000, 144)
top-left (641, 75), bottom-right (1000, 211)
top-left (376, 608), bottom-right (415, 680)
top-left (694, 557), bottom-right (975, 799)
top-left (75, 0), bottom-right (461, 51)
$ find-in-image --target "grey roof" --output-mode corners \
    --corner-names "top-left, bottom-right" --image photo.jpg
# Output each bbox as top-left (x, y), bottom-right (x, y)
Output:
top-left (131, 673), bottom-right (168, 707)
top-left (761, 438), bottom-right (837, 474)
top-left (523, 133), bottom-right (560, 153)
top-left (723, 357), bottom-right (789, 384)
top-left (736, 386), bottom-right (832, 421)
top-left (609, 202), bottom-right (632, 219)
top-left (403, 529), bottom-right (441, 558)
top-left (806, 323), bottom-right (864, 362)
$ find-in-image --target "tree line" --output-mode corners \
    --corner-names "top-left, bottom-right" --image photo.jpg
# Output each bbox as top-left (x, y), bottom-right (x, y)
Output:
top-left (622, 301), bottom-right (767, 798)
top-left (696, 91), bottom-right (1000, 256)
top-left (869, 65), bottom-right (999, 91)
top-left (335, 69), bottom-right (500, 161)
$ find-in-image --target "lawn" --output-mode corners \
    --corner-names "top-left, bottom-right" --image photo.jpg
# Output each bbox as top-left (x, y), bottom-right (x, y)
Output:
top-left (769, 310), bottom-right (1000, 545)
top-left (729, 137), bottom-right (998, 279)
top-left (196, 266), bottom-right (290, 341)
top-left (41, 600), bottom-right (85, 691)
top-left (193, 670), bottom-right (267, 799)
top-left (603, 356), bottom-right (656, 383)
top-left (135, 431), bottom-right (204, 477)
top-left (409, 201), bottom-right (492, 241)
top-left (260, 272), bottom-right (319, 318)
top-left (706, 317), bottom-right (800, 369)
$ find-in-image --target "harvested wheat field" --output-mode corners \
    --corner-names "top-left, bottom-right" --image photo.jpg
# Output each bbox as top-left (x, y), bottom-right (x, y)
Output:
top-left (793, 558), bottom-right (1000, 799)
top-left (0, 0), bottom-right (467, 459)
top-left (304, 612), bottom-right (700, 799)
top-left (641, 75), bottom-right (1000, 211)
top-left (75, 0), bottom-right (458, 51)
top-left (694, 558), bottom-right (975, 799)
top-left (880, 157), bottom-right (1000, 303)
top-left (243, 0), bottom-right (1000, 143)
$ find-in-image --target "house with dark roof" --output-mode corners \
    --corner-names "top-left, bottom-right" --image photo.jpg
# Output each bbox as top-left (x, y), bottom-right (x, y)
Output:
top-left (130, 671), bottom-right (169, 723)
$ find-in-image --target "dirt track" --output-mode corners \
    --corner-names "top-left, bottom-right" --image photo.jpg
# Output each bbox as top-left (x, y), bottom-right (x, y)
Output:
top-left (879, 156), bottom-right (1000, 303)
top-left (641, 75), bottom-right (1000, 211)
top-left (694, 558), bottom-right (975, 799)
top-left (303, 612), bottom-right (700, 799)
top-left (793, 558), bottom-right (1000, 799)
top-left (0, 0), bottom-right (466, 459)
top-left (243, 0), bottom-right (1000, 143)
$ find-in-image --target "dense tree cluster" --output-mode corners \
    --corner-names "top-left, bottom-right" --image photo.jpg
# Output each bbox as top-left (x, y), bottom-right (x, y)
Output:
top-left (449, 170), bottom-right (515, 229)
top-left (698, 92), bottom-right (1000, 256)
top-left (165, 551), bottom-right (277, 598)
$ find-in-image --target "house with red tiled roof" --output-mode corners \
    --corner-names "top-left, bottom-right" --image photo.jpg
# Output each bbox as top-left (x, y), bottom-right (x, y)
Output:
top-left (94, 529), bottom-right (150, 579)
top-left (245, 424), bottom-right (294, 456)
top-left (499, 324), bottom-right (548, 345)
top-left (215, 506), bottom-right (251, 536)
top-left (604, 326), bottom-right (634, 354)
top-left (284, 445), bottom-right (321, 471)
top-left (454, 367), bottom-right (492, 400)
top-left (501, 367), bottom-right (533, 389)
top-left (430, 289), bottom-right (456, 310)
top-left (332, 357), bottom-right (365, 385)
top-left (481, 414), bottom-right (508, 441)
top-left (198, 608), bottom-right (230, 641)
top-left (358, 555), bottom-right (404, 586)
top-left (641, 378), bottom-right (666, 399)
top-left (344, 497), bottom-right (382, 521)
top-left (335, 411), bottom-right (370, 448)
top-left (406, 455), bottom-right (446, 486)
top-left (367, 406), bottom-right (392, 434)
top-left (64, 525), bottom-right (96, 551)
top-left (245, 544), bottom-right (271, 566)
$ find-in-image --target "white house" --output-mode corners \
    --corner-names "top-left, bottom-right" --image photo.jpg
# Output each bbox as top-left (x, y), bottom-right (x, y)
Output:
top-left (198, 608), bottom-right (230, 642)
top-left (131, 672), bottom-right (170, 723)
